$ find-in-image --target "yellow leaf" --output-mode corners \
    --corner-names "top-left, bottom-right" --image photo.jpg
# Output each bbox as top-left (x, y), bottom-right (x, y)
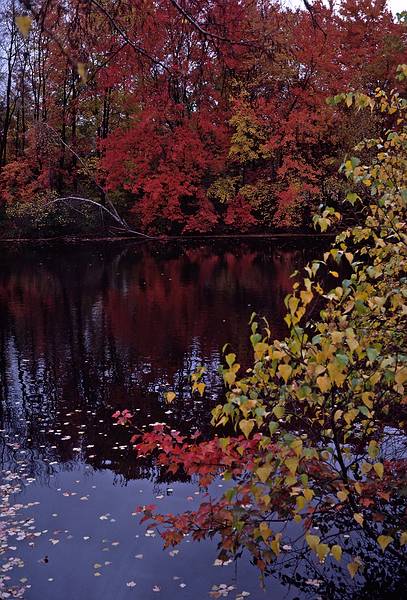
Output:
top-left (361, 462), bottom-right (372, 475)
top-left (165, 391), bottom-right (176, 403)
top-left (377, 535), bottom-right (393, 552)
top-left (300, 290), bottom-right (313, 306)
top-left (337, 490), bottom-right (349, 503)
top-left (305, 533), bottom-right (320, 552)
top-left (354, 482), bottom-right (362, 495)
top-left (361, 392), bottom-right (373, 409)
top-left (225, 353), bottom-right (236, 367)
top-left (395, 367), bottom-right (407, 385)
top-left (196, 382), bottom-right (205, 396)
top-left (288, 296), bottom-right (300, 314)
top-left (285, 475), bottom-right (297, 487)
top-left (278, 364), bottom-right (292, 383)
top-left (353, 513), bottom-right (364, 526)
top-left (256, 464), bottom-right (273, 483)
top-left (290, 439), bottom-right (303, 457)
top-left (316, 375), bottom-right (331, 393)
top-left (331, 331), bottom-right (344, 344)
top-left (77, 62), bottom-right (88, 83)
top-left (400, 532), bottom-right (407, 546)
top-left (271, 534), bottom-right (281, 556)
top-left (331, 545), bottom-right (342, 562)
top-left (259, 521), bottom-right (272, 540)
top-left (303, 488), bottom-right (314, 502)
top-left (316, 543), bottom-right (329, 562)
top-left (296, 496), bottom-right (306, 511)
top-left (373, 462), bottom-right (384, 479)
top-left (224, 370), bottom-right (236, 386)
top-left (273, 405), bottom-right (285, 420)
top-left (344, 408), bottom-right (359, 426)
top-left (327, 362), bottom-right (346, 387)
top-left (15, 15), bottom-right (32, 38)
top-left (285, 457), bottom-right (299, 476)
top-left (239, 419), bottom-right (254, 438)
top-left (368, 440), bottom-right (379, 459)
top-left (347, 560), bottom-right (360, 578)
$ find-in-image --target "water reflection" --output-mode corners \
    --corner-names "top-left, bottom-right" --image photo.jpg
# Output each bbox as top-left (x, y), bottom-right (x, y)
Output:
top-left (1, 239), bottom-right (407, 599)
top-left (0, 239), bottom-right (316, 480)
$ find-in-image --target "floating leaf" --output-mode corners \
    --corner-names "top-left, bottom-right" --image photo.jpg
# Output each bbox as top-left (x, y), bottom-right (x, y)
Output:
top-left (347, 560), bottom-right (360, 578)
top-left (305, 533), bottom-right (320, 552)
top-left (196, 382), bottom-right (205, 396)
top-left (165, 391), bottom-right (176, 404)
top-left (316, 543), bottom-right (329, 562)
top-left (331, 545), bottom-right (342, 562)
top-left (353, 513), bottom-right (364, 526)
top-left (377, 535), bottom-right (393, 552)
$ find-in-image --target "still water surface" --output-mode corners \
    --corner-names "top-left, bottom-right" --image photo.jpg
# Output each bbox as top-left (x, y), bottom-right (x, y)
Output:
top-left (0, 238), bottom-right (324, 599)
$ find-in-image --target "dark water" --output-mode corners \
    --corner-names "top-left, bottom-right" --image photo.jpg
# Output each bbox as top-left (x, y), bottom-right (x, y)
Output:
top-left (0, 238), bottom-right (320, 600)
top-left (3, 238), bottom-right (401, 600)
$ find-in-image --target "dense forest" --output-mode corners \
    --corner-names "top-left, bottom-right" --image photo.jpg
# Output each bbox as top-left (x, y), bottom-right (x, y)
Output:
top-left (0, 0), bottom-right (405, 237)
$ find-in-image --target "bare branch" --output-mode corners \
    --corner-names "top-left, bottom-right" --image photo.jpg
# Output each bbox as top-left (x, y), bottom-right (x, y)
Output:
top-left (45, 196), bottom-right (156, 239)
top-left (303, 0), bottom-right (327, 38)
top-left (169, 0), bottom-right (260, 47)
top-left (88, 0), bottom-right (171, 73)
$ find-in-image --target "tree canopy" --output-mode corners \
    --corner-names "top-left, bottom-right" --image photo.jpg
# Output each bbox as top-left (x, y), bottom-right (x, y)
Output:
top-left (0, 1), bottom-right (405, 235)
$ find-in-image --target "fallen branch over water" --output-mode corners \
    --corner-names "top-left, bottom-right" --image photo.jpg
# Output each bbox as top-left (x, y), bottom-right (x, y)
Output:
top-left (45, 196), bottom-right (156, 239)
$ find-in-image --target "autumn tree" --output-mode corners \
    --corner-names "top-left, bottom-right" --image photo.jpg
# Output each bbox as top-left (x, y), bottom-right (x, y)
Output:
top-left (0, 1), bottom-right (405, 235)
top-left (117, 74), bottom-right (407, 593)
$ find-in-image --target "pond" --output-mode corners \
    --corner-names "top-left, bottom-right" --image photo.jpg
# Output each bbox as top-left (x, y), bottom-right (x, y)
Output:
top-left (1, 238), bottom-right (401, 600)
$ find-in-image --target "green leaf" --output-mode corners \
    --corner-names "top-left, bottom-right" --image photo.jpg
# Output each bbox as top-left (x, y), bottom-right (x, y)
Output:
top-left (226, 353), bottom-right (236, 367)
top-left (273, 405), bottom-right (285, 420)
top-left (366, 347), bottom-right (379, 362)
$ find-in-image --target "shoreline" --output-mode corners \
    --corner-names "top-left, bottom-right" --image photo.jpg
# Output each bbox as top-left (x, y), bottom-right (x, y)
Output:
top-left (0, 232), bottom-right (335, 243)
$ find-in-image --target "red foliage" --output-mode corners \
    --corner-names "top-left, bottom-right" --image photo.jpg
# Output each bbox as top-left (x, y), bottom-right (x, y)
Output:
top-left (0, 0), bottom-right (405, 233)
top-left (224, 195), bottom-right (257, 230)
